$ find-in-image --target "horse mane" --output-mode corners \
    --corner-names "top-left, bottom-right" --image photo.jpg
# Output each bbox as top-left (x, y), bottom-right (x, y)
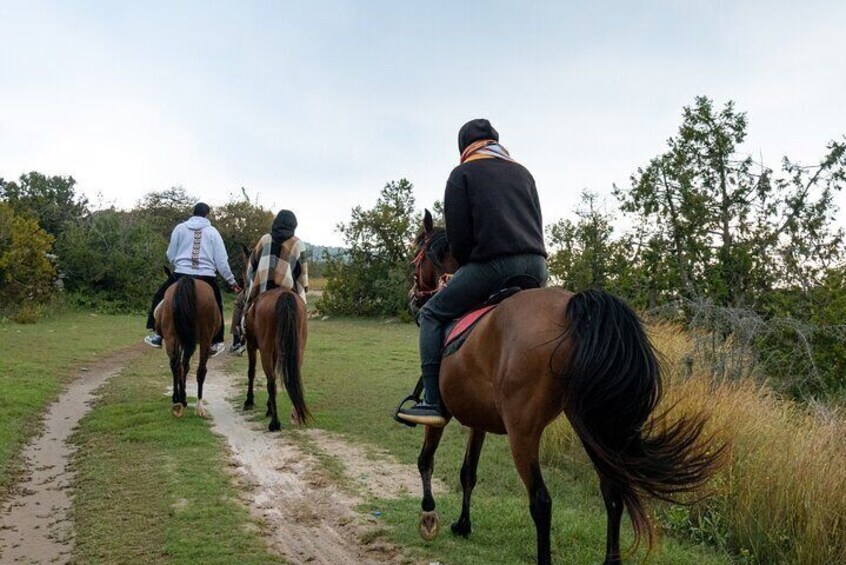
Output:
top-left (415, 226), bottom-right (449, 260)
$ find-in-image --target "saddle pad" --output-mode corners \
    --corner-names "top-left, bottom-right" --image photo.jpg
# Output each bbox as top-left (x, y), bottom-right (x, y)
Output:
top-left (443, 305), bottom-right (497, 356)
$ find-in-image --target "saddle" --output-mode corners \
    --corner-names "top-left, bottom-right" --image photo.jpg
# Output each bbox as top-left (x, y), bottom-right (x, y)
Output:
top-left (393, 275), bottom-right (541, 427)
top-left (443, 274), bottom-right (542, 357)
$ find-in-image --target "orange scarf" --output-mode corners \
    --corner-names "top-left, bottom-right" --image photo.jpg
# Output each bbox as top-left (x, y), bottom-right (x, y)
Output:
top-left (460, 139), bottom-right (517, 164)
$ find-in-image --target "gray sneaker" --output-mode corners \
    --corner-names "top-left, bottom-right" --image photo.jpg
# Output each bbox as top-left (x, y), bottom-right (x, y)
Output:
top-left (144, 334), bottom-right (163, 348)
top-left (210, 342), bottom-right (226, 357)
top-left (229, 341), bottom-right (246, 356)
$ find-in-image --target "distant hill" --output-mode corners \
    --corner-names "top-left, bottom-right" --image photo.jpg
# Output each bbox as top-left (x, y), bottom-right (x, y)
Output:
top-left (304, 243), bottom-right (346, 262)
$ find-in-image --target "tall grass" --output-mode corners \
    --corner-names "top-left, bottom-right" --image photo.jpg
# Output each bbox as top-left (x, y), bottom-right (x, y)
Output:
top-left (542, 323), bottom-right (846, 564)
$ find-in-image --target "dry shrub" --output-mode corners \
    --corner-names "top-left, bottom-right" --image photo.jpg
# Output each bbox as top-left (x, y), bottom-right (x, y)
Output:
top-left (542, 322), bottom-right (846, 564)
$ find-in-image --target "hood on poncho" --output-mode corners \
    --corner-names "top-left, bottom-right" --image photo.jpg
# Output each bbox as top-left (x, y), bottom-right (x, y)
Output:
top-left (271, 210), bottom-right (298, 244)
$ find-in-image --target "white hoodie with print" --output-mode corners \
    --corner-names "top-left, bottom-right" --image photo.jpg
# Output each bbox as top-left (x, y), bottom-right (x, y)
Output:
top-left (166, 216), bottom-right (236, 285)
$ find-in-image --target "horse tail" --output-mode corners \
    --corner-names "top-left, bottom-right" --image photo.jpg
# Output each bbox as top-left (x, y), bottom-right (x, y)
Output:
top-left (560, 289), bottom-right (725, 551)
top-left (275, 292), bottom-right (310, 423)
top-left (172, 277), bottom-right (198, 366)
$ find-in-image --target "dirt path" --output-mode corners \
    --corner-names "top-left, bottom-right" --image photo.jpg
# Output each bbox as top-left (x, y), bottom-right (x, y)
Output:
top-left (203, 362), bottom-right (444, 564)
top-left (0, 345), bottom-right (143, 564)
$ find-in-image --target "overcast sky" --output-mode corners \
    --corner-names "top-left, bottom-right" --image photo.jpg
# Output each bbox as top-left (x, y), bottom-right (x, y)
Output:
top-left (2, 1), bottom-right (844, 245)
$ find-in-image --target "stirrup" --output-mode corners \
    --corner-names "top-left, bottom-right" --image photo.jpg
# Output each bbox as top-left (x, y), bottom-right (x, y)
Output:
top-left (393, 376), bottom-right (424, 428)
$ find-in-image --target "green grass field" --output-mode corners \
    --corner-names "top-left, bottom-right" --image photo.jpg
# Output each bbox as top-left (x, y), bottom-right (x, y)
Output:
top-left (0, 310), bottom-right (139, 494)
top-left (3, 311), bottom-right (733, 563)
top-left (69, 350), bottom-right (277, 564)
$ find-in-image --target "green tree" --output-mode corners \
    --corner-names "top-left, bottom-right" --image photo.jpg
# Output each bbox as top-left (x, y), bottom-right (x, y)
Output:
top-left (134, 186), bottom-right (196, 241)
top-left (0, 203), bottom-right (56, 315)
top-left (56, 209), bottom-right (167, 311)
top-left (319, 179), bottom-right (417, 317)
top-left (211, 189), bottom-right (275, 284)
top-left (0, 172), bottom-right (89, 238)
top-left (615, 96), bottom-right (846, 309)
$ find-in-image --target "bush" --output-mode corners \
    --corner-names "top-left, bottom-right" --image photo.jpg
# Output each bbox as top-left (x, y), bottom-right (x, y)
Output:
top-left (318, 179), bottom-right (417, 319)
top-left (0, 203), bottom-right (56, 318)
top-left (56, 209), bottom-right (167, 312)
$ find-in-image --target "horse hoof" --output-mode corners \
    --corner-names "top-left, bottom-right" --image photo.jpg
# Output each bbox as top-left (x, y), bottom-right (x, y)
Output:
top-left (171, 404), bottom-right (184, 418)
top-left (419, 510), bottom-right (440, 541)
top-left (268, 420), bottom-right (281, 432)
top-left (243, 401), bottom-right (254, 411)
top-left (451, 520), bottom-right (471, 537)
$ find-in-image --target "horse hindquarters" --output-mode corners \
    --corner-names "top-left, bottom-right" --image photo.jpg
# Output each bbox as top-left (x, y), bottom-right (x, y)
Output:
top-left (561, 289), bottom-right (724, 557)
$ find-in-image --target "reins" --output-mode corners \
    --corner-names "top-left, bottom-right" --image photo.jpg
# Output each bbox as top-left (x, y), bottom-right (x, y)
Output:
top-left (411, 230), bottom-right (451, 305)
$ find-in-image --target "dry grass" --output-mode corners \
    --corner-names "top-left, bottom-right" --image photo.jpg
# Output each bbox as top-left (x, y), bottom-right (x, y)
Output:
top-left (543, 323), bottom-right (846, 564)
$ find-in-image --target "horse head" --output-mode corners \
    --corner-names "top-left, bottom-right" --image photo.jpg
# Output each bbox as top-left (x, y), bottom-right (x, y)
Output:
top-left (410, 209), bottom-right (458, 311)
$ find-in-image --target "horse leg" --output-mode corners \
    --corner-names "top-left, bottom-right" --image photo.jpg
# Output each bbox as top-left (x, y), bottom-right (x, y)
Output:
top-left (451, 428), bottom-right (486, 537)
top-left (170, 351), bottom-right (183, 417)
top-left (243, 344), bottom-right (256, 410)
top-left (417, 425), bottom-right (445, 541)
top-left (510, 433), bottom-right (552, 565)
top-left (600, 478), bottom-right (624, 565)
top-left (195, 350), bottom-right (208, 418)
top-left (262, 354), bottom-right (280, 432)
top-left (180, 357), bottom-right (190, 407)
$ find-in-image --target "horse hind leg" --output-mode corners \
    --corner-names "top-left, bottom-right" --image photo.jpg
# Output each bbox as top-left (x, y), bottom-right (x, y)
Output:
top-left (600, 478), bottom-right (624, 565)
top-left (195, 349), bottom-right (209, 418)
top-left (243, 344), bottom-right (257, 410)
top-left (451, 428), bottom-right (486, 537)
top-left (509, 432), bottom-right (552, 565)
top-left (417, 424), bottom-right (445, 541)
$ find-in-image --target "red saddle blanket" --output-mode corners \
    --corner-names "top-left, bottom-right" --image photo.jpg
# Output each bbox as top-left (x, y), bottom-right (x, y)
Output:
top-left (444, 305), bottom-right (497, 348)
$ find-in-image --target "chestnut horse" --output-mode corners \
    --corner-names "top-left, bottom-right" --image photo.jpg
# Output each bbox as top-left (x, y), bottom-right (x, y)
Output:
top-left (232, 251), bottom-right (309, 430)
top-left (408, 213), bottom-right (724, 565)
top-left (155, 276), bottom-right (221, 418)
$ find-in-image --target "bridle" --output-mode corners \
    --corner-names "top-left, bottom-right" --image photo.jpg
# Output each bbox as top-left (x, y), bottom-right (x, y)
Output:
top-left (410, 230), bottom-right (452, 308)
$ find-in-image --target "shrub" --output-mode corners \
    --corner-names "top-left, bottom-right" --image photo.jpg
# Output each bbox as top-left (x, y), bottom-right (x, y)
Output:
top-left (56, 209), bottom-right (167, 312)
top-left (0, 203), bottom-right (56, 318)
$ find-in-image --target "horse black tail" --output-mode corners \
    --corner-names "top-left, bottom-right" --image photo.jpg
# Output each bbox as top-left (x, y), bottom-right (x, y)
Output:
top-left (561, 289), bottom-right (725, 551)
top-left (275, 292), bottom-right (310, 423)
top-left (173, 277), bottom-right (198, 370)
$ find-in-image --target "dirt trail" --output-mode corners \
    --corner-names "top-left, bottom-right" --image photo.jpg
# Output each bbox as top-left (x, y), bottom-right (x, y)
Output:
top-left (0, 346), bottom-right (143, 565)
top-left (203, 362), bottom-right (444, 564)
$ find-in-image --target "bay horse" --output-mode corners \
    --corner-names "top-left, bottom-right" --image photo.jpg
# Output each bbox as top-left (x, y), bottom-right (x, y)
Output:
top-left (232, 246), bottom-right (310, 431)
top-left (155, 276), bottom-right (221, 418)
top-left (407, 211), bottom-right (724, 565)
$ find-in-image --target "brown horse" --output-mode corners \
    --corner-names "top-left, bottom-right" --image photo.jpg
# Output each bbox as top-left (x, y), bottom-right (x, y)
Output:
top-left (155, 276), bottom-right (221, 418)
top-left (232, 250), bottom-right (309, 431)
top-left (407, 212), bottom-right (724, 565)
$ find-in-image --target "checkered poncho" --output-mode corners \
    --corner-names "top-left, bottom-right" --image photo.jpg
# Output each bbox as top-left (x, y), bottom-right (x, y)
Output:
top-left (244, 234), bottom-right (309, 310)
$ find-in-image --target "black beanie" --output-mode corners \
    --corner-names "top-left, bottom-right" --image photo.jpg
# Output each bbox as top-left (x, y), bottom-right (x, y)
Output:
top-left (458, 119), bottom-right (499, 153)
top-left (193, 202), bottom-right (210, 217)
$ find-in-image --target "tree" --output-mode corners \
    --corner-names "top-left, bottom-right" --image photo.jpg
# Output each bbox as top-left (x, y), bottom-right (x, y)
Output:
top-left (615, 96), bottom-right (846, 309)
top-left (0, 203), bottom-right (56, 315)
top-left (211, 189), bottom-right (275, 284)
top-left (56, 209), bottom-right (167, 311)
top-left (0, 172), bottom-right (89, 238)
top-left (134, 186), bottom-right (196, 241)
top-left (319, 179), bottom-right (418, 317)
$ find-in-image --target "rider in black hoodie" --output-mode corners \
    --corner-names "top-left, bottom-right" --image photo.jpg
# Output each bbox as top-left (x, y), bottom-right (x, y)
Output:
top-left (397, 119), bottom-right (548, 427)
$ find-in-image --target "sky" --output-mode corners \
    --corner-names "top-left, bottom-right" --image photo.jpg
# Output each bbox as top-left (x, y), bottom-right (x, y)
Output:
top-left (2, 1), bottom-right (845, 246)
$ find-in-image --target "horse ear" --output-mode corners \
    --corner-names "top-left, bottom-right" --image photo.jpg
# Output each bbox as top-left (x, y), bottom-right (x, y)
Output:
top-left (423, 209), bottom-right (434, 234)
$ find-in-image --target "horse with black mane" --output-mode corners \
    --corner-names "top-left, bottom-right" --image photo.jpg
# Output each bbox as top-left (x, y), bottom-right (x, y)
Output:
top-left (403, 211), bottom-right (726, 564)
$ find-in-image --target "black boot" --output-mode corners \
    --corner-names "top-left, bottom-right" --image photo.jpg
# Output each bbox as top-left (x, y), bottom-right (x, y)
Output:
top-left (397, 373), bottom-right (447, 427)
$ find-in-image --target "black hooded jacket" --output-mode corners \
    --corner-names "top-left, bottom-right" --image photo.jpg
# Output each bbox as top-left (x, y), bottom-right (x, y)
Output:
top-left (445, 119), bottom-right (546, 266)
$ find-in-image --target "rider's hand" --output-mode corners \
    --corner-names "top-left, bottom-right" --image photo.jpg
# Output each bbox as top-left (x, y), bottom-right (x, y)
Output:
top-left (230, 283), bottom-right (242, 293)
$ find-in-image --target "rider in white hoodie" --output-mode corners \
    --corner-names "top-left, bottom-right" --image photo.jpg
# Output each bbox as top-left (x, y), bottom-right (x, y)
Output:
top-left (144, 203), bottom-right (240, 355)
